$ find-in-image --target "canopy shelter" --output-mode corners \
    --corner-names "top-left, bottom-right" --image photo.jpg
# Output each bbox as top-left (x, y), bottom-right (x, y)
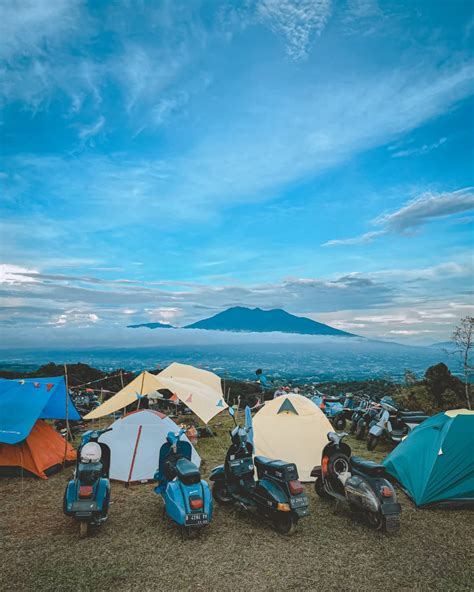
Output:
top-left (252, 394), bottom-right (332, 481)
top-left (85, 363), bottom-right (227, 424)
top-left (99, 410), bottom-right (200, 483)
top-left (0, 376), bottom-right (80, 445)
top-left (384, 409), bottom-right (474, 508)
top-left (0, 420), bottom-right (76, 479)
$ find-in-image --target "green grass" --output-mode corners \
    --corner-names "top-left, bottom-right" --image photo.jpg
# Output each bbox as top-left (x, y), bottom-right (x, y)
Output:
top-left (1, 413), bottom-right (473, 592)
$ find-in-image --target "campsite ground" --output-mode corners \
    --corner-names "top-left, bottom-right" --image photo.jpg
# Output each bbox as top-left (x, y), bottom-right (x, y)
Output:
top-left (1, 414), bottom-right (473, 592)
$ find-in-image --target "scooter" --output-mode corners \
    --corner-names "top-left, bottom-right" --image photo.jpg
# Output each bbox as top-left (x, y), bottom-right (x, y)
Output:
top-left (367, 400), bottom-right (428, 450)
top-left (311, 432), bottom-right (401, 533)
top-left (349, 395), bottom-right (370, 433)
top-left (63, 427), bottom-right (112, 538)
top-left (210, 407), bottom-right (309, 535)
top-left (331, 394), bottom-right (357, 431)
top-left (154, 428), bottom-right (212, 538)
top-left (355, 402), bottom-right (382, 440)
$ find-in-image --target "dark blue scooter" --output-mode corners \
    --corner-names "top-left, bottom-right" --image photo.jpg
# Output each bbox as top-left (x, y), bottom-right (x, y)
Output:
top-left (154, 428), bottom-right (212, 538)
top-left (63, 427), bottom-right (112, 538)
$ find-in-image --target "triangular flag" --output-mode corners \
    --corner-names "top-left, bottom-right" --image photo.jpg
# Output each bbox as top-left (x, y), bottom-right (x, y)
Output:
top-left (277, 397), bottom-right (299, 415)
top-left (46, 383), bottom-right (54, 392)
top-left (170, 394), bottom-right (178, 402)
top-left (136, 393), bottom-right (145, 400)
top-left (33, 382), bottom-right (40, 388)
top-left (216, 399), bottom-right (224, 408)
top-left (18, 380), bottom-right (25, 385)
top-left (185, 394), bottom-right (193, 403)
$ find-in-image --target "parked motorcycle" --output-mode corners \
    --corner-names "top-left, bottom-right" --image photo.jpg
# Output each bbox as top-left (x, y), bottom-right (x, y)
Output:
top-left (367, 398), bottom-right (428, 450)
top-left (311, 432), bottom-right (401, 533)
top-left (355, 402), bottom-right (382, 440)
top-left (331, 394), bottom-right (357, 431)
top-left (154, 428), bottom-right (212, 538)
top-left (63, 427), bottom-right (112, 538)
top-left (349, 395), bottom-right (370, 434)
top-left (210, 407), bottom-right (309, 535)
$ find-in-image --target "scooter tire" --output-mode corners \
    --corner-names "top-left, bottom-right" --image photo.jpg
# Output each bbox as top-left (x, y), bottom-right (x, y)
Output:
top-left (212, 481), bottom-right (233, 505)
top-left (367, 435), bottom-right (379, 451)
top-left (365, 510), bottom-right (383, 531)
top-left (314, 477), bottom-right (332, 500)
top-left (181, 526), bottom-right (200, 540)
top-left (355, 421), bottom-right (366, 440)
top-left (79, 521), bottom-right (89, 538)
top-left (333, 416), bottom-right (346, 431)
top-left (272, 513), bottom-right (298, 536)
top-left (350, 420), bottom-right (357, 434)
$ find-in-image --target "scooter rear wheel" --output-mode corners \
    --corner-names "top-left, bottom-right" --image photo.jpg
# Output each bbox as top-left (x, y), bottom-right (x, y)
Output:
top-left (355, 421), bottom-right (366, 440)
top-left (333, 416), bottom-right (346, 431)
top-left (272, 513), bottom-right (298, 536)
top-left (79, 521), bottom-right (89, 538)
top-left (212, 481), bottom-right (233, 505)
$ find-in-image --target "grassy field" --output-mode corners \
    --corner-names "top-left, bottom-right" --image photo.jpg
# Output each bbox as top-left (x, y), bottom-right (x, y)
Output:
top-left (1, 412), bottom-right (473, 592)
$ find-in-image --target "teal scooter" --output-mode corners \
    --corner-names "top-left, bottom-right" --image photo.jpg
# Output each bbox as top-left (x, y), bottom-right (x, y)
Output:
top-left (154, 428), bottom-right (213, 538)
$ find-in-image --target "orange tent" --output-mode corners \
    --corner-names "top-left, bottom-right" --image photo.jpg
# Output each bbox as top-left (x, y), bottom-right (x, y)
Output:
top-left (0, 420), bottom-right (76, 479)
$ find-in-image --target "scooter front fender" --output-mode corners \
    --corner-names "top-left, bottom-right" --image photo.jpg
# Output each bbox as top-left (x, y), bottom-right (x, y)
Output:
top-left (311, 466), bottom-right (322, 478)
top-left (369, 424), bottom-right (384, 437)
top-left (209, 464), bottom-right (225, 482)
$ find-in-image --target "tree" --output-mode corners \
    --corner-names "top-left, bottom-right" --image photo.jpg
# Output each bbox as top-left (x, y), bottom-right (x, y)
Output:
top-left (452, 316), bottom-right (473, 410)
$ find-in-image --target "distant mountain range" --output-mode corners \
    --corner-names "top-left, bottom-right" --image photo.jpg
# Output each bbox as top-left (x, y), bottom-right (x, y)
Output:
top-left (127, 321), bottom-right (174, 329)
top-left (128, 306), bottom-right (355, 337)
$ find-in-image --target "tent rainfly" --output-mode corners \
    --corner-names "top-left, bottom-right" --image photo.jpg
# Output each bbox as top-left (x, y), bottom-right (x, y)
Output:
top-left (383, 409), bottom-right (474, 508)
top-left (84, 363), bottom-right (227, 423)
top-left (99, 410), bottom-right (200, 483)
top-left (252, 394), bottom-right (333, 482)
top-left (0, 376), bottom-right (80, 445)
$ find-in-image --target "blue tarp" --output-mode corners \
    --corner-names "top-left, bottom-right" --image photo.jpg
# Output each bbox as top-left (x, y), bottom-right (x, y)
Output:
top-left (0, 376), bottom-right (80, 445)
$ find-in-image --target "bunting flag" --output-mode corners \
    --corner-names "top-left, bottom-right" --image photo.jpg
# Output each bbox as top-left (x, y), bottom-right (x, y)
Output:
top-left (185, 394), bottom-right (193, 403)
top-left (33, 382), bottom-right (40, 388)
top-left (18, 380), bottom-right (25, 385)
top-left (170, 394), bottom-right (178, 402)
top-left (46, 383), bottom-right (54, 392)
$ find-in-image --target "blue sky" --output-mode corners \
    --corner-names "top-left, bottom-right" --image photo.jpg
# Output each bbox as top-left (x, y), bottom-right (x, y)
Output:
top-left (1, 0), bottom-right (473, 346)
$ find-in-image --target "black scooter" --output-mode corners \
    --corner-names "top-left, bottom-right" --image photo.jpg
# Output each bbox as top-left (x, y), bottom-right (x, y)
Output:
top-left (311, 432), bottom-right (401, 533)
top-left (210, 408), bottom-right (309, 535)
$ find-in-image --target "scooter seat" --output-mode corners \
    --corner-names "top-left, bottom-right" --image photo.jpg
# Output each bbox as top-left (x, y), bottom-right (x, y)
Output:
top-left (254, 456), bottom-right (275, 468)
top-left (350, 456), bottom-right (386, 477)
top-left (175, 458), bottom-right (201, 485)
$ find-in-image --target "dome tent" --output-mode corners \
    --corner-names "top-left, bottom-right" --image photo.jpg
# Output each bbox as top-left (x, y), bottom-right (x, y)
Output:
top-left (252, 394), bottom-right (333, 481)
top-left (99, 410), bottom-right (200, 484)
top-left (383, 409), bottom-right (474, 508)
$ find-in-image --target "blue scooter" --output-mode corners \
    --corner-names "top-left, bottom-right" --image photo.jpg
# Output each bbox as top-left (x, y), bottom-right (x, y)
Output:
top-left (63, 427), bottom-right (112, 538)
top-left (154, 428), bottom-right (212, 538)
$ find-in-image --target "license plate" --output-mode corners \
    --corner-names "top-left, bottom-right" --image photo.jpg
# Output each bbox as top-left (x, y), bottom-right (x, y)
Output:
top-left (185, 513), bottom-right (209, 526)
top-left (290, 495), bottom-right (308, 509)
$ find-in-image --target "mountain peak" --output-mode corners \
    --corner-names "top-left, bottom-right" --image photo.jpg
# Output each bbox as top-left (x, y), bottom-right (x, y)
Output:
top-left (185, 306), bottom-right (355, 337)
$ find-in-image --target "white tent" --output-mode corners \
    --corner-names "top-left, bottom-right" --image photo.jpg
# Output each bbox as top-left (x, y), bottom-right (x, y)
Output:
top-left (253, 394), bottom-right (332, 482)
top-left (85, 364), bottom-right (227, 423)
top-left (99, 410), bottom-right (200, 483)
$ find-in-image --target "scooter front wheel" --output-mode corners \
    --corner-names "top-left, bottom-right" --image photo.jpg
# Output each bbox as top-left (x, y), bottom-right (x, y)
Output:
top-left (333, 416), bottom-right (346, 431)
top-left (272, 513), bottom-right (298, 535)
top-left (367, 434), bottom-right (379, 451)
top-left (79, 521), bottom-right (89, 538)
top-left (212, 481), bottom-right (233, 505)
top-left (355, 421), bottom-right (366, 440)
top-left (314, 477), bottom-right (332, 500)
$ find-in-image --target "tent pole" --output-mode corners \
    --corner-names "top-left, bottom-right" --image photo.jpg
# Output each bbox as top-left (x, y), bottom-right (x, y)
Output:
top-left (137, 371), bottom-right (145, 411)
top-left (63, 363), bottom-right (69, 465)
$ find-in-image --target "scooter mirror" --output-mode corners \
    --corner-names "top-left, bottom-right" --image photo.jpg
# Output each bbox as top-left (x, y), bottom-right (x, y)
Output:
top-left (228, 407), bottom-right (235, 417)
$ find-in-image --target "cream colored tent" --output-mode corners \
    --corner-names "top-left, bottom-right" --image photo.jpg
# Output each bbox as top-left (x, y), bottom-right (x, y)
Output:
top-left (158, 362), bottom-right (227, 424)
top-left (84, 363), bottom-right (227, 423)
top-left (84, 371), bottom-right (162, 419)
top-left (253, 394), bottom-right (332, 481)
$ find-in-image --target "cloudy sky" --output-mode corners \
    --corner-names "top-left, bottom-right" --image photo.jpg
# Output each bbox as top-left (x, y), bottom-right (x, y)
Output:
top-left (1, 0), bottom-right (473, 347)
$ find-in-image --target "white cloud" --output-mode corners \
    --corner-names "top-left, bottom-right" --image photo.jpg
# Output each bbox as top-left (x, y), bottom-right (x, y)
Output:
top-left (0, 264), bottom-right (39, 284)
top-left (324, 188), bottom-right (474, 246)
top-left (391, 137), bottom-right (447, 158)
top-left (257, 0), bottom-right (332, 61)
top-left (78, 116), bottom-right (105, 142)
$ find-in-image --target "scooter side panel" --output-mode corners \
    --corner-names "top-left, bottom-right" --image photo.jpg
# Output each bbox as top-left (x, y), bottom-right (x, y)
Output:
top-left (209, 464), bottom-right (225, 481)
top-left (369, 424), bottom-right (385, 437)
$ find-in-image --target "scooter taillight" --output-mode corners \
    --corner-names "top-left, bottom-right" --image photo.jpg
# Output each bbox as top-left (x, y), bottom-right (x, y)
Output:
top-left (381, 486), bottom-right (393, 498)
top-left (79, 485), bottom-right (94, 499)
top-left (190, 497), bottom-right (203, 510)
top-left (322, 456), bottom-right (329, 477)
top-left (288, 480), bottom-right (304, 495)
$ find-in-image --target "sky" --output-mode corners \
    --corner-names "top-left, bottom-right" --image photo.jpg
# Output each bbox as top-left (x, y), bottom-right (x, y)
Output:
top-left (1, 0), bottom-right (473, 348)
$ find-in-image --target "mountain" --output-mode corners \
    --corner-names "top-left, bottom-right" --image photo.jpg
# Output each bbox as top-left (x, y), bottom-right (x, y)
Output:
top-left (127, 322), bottom-right (174, 329)
top-left (184, 307), bottom-right (355, 337)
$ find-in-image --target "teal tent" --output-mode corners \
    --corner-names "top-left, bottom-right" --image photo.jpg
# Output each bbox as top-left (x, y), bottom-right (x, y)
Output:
top-left (383, 410), bottom-right (474, 507)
